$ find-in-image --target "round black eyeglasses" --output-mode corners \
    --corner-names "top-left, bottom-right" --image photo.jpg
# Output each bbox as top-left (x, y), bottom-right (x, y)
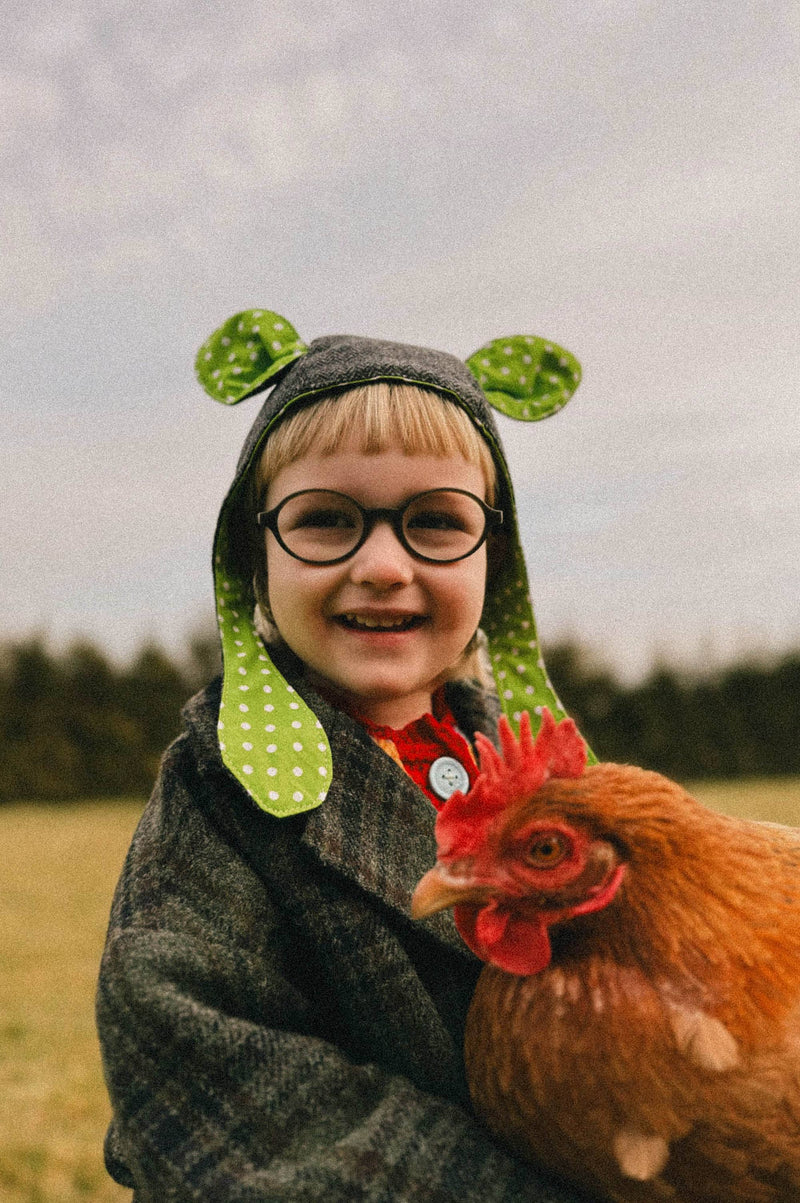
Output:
top-left (256, 488), bottom-right (503, 565)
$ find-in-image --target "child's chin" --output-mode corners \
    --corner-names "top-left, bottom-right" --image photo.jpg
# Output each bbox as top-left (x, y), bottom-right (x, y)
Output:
top-left (321, 672), bottom-right (435, 723)
top-left (338, 677), bottom-right (415, 704)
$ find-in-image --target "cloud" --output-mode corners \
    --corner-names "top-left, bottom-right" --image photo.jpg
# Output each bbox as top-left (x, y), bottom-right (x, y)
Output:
top-left (2, 0), bottom-right (798, 676)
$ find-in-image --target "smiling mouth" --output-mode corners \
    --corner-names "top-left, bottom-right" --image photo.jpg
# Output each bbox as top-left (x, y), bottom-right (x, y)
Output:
top-left (336, 613), bottom-right (426, 632)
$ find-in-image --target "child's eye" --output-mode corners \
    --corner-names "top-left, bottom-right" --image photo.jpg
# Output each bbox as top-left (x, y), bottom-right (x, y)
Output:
top-left (402, 494), bottom-right (486, 559)
top-left (406, 509), bottom-right (466, 532)
top-left (275, 492), bottom-right (363, 558)
top-left (292, 507), bottom-right (358, 531)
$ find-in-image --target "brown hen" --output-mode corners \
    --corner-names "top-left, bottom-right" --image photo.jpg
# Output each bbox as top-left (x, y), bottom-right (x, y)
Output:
top-left (412, 710), bottom-right (800, 1202)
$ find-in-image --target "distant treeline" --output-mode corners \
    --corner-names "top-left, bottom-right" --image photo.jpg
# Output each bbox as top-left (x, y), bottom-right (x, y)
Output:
top-left (547, 644), bottom-right (800, 782)
top-left (0, 635), bottom-right (221, 803)
top-left (1, 635), bottom-right (798, 802)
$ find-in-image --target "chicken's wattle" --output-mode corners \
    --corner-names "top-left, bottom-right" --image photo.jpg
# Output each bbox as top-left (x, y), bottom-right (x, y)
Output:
top-left (454, 900), bottom-right (553, 975)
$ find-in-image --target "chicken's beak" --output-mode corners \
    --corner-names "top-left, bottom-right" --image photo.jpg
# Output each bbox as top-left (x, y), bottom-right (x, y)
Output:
top-left (411, 865), bottom-right (488, 919)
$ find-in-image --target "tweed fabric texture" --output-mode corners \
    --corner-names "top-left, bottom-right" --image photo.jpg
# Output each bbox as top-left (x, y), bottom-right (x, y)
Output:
top-left (96, 668), bottom-right (587, 1202)
top-left (231, 333), bottom-right (503, 477)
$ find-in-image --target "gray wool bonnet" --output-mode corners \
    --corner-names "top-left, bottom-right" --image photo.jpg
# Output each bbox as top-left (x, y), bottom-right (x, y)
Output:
top-left (196, 309), bottom-right (585, 818)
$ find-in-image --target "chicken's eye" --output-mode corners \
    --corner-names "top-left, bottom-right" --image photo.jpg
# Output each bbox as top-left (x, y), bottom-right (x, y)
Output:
top-left (525, 832), bottom-right (569, 868)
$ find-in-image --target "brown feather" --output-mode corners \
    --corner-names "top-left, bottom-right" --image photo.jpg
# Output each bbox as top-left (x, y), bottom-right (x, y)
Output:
top-left (460, 765), bottom-right (800, 1202)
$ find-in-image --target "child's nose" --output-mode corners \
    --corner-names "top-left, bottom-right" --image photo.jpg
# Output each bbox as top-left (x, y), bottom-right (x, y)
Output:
top-left (347, 520), bottom-right (415, 587)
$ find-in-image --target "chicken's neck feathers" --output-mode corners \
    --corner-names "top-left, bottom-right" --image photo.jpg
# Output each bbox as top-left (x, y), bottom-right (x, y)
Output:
top-left (534, 765), bottom-right (800, 1039)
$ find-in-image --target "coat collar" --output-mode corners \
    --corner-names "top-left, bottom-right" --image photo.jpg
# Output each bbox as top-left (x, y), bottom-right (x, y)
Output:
top-left (298, 681), bottom-right (482, 963)
top-left (183, 672), bottom-right (492, 964)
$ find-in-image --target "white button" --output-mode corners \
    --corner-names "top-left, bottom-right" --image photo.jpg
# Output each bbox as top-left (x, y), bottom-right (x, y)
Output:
top-left (428, 756), bottom-right (470, 800)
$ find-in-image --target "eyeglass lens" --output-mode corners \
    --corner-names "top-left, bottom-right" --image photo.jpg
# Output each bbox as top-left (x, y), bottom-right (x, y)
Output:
top-left (275, 490), bottom-right (488, 562)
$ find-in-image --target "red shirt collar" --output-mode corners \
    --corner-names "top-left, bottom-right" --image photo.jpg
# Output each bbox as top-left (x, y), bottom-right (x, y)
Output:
top-left (355, 687), bottom-right (478, 808)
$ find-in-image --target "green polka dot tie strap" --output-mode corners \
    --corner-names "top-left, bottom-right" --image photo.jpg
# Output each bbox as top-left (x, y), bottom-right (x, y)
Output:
top-left (197, 309), bottom-right (587, 818)
top-left (214, 523), bottom-right (333, 818)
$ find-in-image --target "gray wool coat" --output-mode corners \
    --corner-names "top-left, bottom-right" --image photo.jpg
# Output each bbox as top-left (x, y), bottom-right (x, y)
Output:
top-left (96, 668), bottom-right (589, 1203)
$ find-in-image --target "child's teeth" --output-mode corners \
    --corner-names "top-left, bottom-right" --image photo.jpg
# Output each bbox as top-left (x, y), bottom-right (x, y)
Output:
top-left (345, 614), bottom-right (409, 629)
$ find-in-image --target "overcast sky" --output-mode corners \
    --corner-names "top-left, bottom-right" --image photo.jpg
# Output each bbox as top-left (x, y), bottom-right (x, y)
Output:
top-left (3, 0), bottom-right (798, 680)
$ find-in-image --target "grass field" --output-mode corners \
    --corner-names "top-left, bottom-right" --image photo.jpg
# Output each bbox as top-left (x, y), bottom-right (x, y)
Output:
top-left (2, 780), bottom-right (800, 1202)
top-left (1, 799), bottom-right (143, 1203)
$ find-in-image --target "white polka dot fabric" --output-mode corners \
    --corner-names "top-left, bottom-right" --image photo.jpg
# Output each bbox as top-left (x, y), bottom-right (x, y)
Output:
top-left (214, 520), bottom-right (332, 817)
top-left (465, 336), bottom-right (581, 422)
top-left (195, 309), bottom-right (308, 405)
top-left (475, 440), bottom-right (569, 727)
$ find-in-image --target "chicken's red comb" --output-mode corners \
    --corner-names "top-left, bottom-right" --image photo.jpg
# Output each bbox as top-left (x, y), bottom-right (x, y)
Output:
top-left (435, 709), bottom-right (587, 859)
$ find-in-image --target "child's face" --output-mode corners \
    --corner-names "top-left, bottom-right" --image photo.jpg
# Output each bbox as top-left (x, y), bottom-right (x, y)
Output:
top-left (263, 439), bottom-right (488, 728)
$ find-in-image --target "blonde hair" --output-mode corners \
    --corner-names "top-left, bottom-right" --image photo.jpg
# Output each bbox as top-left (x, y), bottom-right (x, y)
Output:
top-left (253, 382), bottom-right (497, 507)
top-left (250, 382), bottom-right (498, 687)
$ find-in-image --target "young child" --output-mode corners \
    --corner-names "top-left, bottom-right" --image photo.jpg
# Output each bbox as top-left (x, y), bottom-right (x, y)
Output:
top-left (96, 310), bottom-right (591, 1201)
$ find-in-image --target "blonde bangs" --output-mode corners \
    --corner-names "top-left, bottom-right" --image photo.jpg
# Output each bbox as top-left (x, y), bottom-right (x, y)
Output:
top-left (254, 383), bottom-right (496, 504)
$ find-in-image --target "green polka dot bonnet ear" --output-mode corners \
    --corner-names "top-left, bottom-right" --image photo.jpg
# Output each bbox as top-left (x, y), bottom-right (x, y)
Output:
top-left (196, 310), bottom-right (308, 403)
top-left (464, 336), bottom-right (581, 421)
top-left (196, 309), bottom-right (587, 819)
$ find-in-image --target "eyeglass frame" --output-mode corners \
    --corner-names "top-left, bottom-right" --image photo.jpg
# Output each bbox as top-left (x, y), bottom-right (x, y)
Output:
top-left (256, 488), bottom-right (504, 565)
